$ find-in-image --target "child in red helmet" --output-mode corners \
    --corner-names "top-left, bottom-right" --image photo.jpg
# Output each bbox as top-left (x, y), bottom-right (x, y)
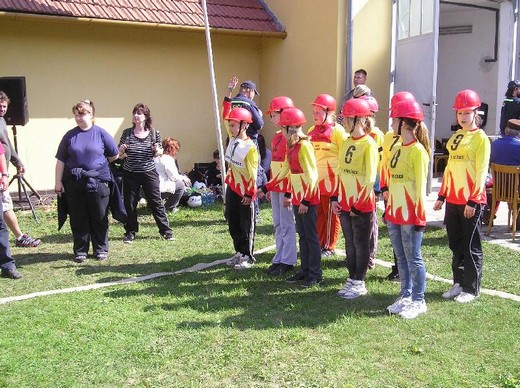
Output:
top-left (263, 107), bottom-right (321, 287)
top-left (307, 94), bottom-right (346, 258)
top-left (383, 98), bottom-right (431, 319)
top-left (332, 98), bottom-right (379, 299)
top-left (434, 89), bottom-right (490, 303)
top-left (222, 107), bottom-right (259, 270)
top-left (260, 96), bottom-right (298, 276)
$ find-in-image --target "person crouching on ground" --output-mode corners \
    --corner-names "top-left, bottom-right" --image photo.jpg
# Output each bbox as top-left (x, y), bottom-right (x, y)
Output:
top-left (222, 108), bottom-right (259, 270)
top-left (262, 108), bottom-right (321, 287)
top-left (332, 98), bottom-right (378, 299)
top-left (383, 98), bottom-right (430, 319)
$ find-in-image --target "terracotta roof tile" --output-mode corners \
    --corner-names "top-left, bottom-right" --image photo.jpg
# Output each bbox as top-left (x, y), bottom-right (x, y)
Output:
top-left (0, 0), bottom-right (284, 34)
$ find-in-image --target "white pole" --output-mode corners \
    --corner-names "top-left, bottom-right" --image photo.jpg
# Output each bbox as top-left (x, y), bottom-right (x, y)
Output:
top-left (201, 0), bottom-right (227, 199)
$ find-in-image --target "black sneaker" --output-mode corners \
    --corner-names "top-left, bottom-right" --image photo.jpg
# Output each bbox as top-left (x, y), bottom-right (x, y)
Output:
top-left (286, 271), bottom-right (306, 283)
top-left (270, 263), bottom-right (294, 276)
top-left (301, 277), bottom-right (323, 288)
top-left (94, 253), bottom-right (108, 261)
top-left (265, 263), bottom-right (280, 274)
top-left (162, 231), bottom-right (174, 241)
top-left (386, 269), bottom-right (399, 282)
top-left (1, 268), bottom-right (22, 279)
top-left (15, 233), bottom-right (42, 248)
top-left (123, 232), bottom-right (135, 244)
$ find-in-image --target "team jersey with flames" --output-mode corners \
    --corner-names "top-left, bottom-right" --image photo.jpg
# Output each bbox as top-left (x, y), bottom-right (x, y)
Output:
top-left (266, 139), bottom-right (319, 206)
top-left (307, 123), bottom-right (346, 195)
top-left (380, 130), bottom-right (401, 191)
top-left (269, 130), bottom-right (291, 193)
top-left (369, 125), bottom-right (385, 170)
top-left (334, 133), bottom-right (379, 213)
top-left (438, 127), bottom-right (490, 206)
top-left (385, 140), bottom-right (429, 226)
top-left (222, 109), bottom-right (258, 198)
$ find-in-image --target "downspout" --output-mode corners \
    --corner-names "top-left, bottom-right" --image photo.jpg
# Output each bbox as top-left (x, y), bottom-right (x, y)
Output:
top-left (345, 0), bottom-right (353, 103)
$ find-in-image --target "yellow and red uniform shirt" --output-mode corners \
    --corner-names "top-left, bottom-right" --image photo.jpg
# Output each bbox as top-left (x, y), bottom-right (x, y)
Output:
top-left (307, 123), bottom-right (345, 195)
top-left (380, 130), bottom-right (401, 191)
top-left (269, 130), bottom-right (291, 193)
top-left (438, 128), bottom-right (490, 206)
top-left (267, 139), bottom-right (319, 206)
top-left (369, 125), bottom-right (385, 170)
top-left (385, 140), bottom-right (429, 226)
top-left (222, 100), bottom-right (258, 198)
top-left (334, 133), bottom-right (378, 213)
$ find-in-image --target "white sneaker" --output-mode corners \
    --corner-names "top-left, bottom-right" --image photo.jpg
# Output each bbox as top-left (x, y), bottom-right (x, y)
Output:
top-left (387, 295), bottom-right (412, 314)
top-left (442, 283), bottom-right (463, 299)
top-left (337, 278), bottom-right (353, 296)
top-left (340, 280), bottom-right (367, 299)
top-left (399, 300), bottom-right (427, 319)
top-left (226, 252), bottom-right (242, 266)
top-left (454, 292), bottom-right (476, 303)
top-left (234, 255), bottom-right (255, 270)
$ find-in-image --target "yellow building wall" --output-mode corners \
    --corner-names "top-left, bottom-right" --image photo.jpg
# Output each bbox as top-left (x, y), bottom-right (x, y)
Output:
top-left (1, 0), bottom-right (392, 192)
top-left (0, 16), bottom-right (263, 191)
top-left (351, 0), bottom-right (393, 130)
top-left (261, 0), bottom-right (348, 133)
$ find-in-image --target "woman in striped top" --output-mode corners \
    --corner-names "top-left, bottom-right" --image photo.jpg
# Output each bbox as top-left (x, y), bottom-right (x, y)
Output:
top-left (118, 103), bottom-right (173, 243)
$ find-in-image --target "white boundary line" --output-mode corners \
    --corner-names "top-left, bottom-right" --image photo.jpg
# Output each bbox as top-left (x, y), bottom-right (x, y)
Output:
top-left (1, 244), bottom-right (519, 304)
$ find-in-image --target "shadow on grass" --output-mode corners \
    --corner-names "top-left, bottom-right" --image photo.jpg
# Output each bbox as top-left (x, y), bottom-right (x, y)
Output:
top-left (92, 252), bottom-right (398, 329)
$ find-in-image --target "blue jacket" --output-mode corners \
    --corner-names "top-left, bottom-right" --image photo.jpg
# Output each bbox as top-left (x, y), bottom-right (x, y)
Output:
top-left (226, 95), bottom-right (264, 139)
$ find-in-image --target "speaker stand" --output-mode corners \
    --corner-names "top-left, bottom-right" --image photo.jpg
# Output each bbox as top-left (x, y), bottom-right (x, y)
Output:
top-left (7, 125), bottom-right (41, 222)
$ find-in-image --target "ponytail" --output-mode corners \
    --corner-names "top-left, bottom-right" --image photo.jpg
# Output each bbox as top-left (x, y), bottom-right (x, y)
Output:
top-left (401, 118), bottom-right (431, 158)
top-left (343, 116), bottom-right (370, 134)
top-left (415, 121), bottom-right (431, 158)
top-left (286, 126), bottom-right (309, 148)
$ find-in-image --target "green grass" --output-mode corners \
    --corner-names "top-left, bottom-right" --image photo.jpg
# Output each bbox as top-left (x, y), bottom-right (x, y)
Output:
top-left (1, 202), bottom-right (520, 387)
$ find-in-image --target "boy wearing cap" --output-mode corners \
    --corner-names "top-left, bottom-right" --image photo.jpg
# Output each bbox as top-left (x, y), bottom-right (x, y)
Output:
top-left (224, 77), bottom-right (264, 140)
top-left (499, 80), bottom-right (520, 136)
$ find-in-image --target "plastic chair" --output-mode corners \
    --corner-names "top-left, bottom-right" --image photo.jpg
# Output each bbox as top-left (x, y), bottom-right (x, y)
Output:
top-left (487, 163), bottom-right (520, 241)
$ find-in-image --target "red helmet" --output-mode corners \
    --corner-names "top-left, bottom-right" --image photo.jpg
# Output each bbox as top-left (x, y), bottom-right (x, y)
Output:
top-left (390, 100), bottom-right (424, 121)
top-left (310, 94), bottom-right (336, 111)
top-left (453, 89), bottom-right (481, 111)
top-left (279, 107), bottom-right (306, 127)
top-left (226, 107), bottom-right (253, 123)
top-left (266, 96), bottom-right (294, 114)
top-left (358, 95), bottom-right (379, 112)
top-left (390, 91), bottom-right (416, 109)
top-left (341, 98), bottom-right (372, 118)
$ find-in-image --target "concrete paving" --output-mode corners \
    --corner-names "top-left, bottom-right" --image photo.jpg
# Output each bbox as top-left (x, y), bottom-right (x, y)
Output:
top-left (425, 176), bottom-right (520, 252)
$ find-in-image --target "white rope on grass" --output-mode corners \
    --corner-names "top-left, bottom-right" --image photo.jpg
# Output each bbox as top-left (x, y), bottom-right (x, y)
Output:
top-left (0, 245), bottom-right (277, 305)
top-left (1, 245), bottom-right (519, 304)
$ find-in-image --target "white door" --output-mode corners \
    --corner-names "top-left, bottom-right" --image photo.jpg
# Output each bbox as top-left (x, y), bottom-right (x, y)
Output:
top-left (391, 0), bottom-right (440, 192)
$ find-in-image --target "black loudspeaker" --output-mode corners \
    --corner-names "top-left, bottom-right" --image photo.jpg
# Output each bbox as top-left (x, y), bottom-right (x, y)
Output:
top-left (0, 76), bottom-right (29, 126)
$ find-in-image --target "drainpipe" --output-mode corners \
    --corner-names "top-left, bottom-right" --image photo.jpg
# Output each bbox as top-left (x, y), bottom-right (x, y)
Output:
top-left (345, 0), bottom-right (353, 105)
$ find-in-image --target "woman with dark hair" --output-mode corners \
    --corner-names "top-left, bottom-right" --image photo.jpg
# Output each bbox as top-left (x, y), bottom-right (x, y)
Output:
top-left (155, 137), bottom-right (190, 212)
top-left (118, 103), bottom-right (173, 243)
top-left (55, 100), bottom-right (119, 262)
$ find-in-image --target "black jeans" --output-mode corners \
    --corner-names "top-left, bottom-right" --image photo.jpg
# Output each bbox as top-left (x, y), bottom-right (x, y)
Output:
top-left (340, 211), bottom-right (373, 281)
top-left (65, 180), bottom-right (110, 256)
top-left (293, 204), bottom-right (321, 280)
top-left (225, 189), bottom-right (255, 258)
top-left (445, 202), bottom-right (484, 295)
top-left (123, 169), bottom-right (171, 235)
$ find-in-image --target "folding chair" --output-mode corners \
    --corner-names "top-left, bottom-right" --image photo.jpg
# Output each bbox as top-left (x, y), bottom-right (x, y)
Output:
top-left (487, 163), bottom-right (520, 241)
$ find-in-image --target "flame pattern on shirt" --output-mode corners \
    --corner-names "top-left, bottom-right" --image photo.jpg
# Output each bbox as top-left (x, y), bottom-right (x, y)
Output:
top-left (269, 130), bottom-right (291, 193)
top-left (267, 140), bottom-right (319, 206)
top-left (334, 133), bottom-right (378, 212)
top-left (307, 123), bottom-right (345, 195)
top-left (438, 128), bottom-right (490, 205)
top-left (385, 140), bottom-right (429, 226)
